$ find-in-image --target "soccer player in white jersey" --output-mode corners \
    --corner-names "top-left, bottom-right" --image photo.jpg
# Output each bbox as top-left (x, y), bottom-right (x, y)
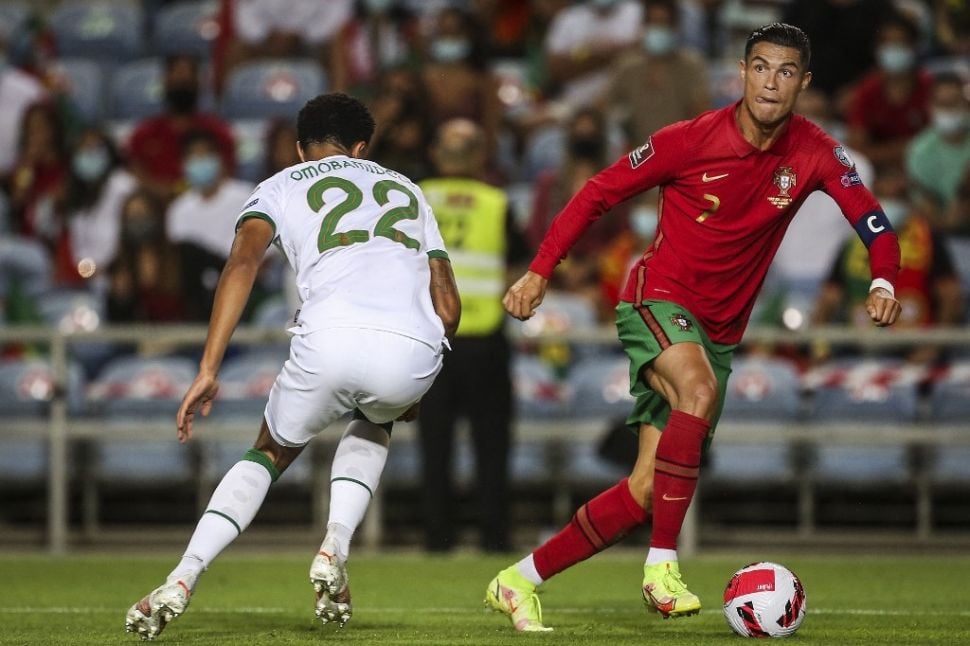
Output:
top-left (125, 93), bottom-right (461, 641)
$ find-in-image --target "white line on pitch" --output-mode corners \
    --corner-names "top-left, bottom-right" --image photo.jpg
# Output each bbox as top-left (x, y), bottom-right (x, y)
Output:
top-left (2, 607), bottom-right (970, 617)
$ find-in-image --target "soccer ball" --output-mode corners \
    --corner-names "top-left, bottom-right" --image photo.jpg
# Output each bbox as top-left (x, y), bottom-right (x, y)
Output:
top-left (723, 561), bottom-right (806, 638)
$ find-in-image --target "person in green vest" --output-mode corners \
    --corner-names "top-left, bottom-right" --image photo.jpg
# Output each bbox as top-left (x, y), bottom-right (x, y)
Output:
top-left (418, 118), bottom-right (530, 552)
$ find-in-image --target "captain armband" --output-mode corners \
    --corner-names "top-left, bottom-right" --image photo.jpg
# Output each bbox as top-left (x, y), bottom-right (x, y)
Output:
top-left (852, 209), bottom-right (893, 248)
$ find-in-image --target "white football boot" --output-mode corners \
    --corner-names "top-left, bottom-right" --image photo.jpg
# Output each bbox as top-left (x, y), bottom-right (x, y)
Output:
top-left (125, 578), bottom-right (192, 641)
top-left (309, 540), bottom-right (352, 628)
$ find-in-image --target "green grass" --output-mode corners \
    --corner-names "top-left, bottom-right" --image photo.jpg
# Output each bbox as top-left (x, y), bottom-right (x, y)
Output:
top-left (1, 552), bottom-right (968, 645)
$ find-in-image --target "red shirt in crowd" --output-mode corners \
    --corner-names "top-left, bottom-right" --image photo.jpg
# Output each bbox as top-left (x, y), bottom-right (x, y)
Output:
top-left (847, 69), bottom-right (933, 141)
top-left (530, 102), bottom-right (900, 345)
top-left (127, 113), bottom-right (236, 186)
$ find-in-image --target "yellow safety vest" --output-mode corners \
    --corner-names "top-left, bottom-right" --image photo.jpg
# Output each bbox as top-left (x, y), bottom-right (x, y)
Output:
top-left (420, 177), bottom-right (507, 336)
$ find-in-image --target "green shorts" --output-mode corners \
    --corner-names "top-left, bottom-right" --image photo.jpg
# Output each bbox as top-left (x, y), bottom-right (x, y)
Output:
top-left (615, 300), bottom-right (737, 447)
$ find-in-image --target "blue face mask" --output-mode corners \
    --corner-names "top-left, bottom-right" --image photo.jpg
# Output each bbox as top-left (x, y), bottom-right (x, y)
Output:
top-left (642, 26), bottom-right (677, 56)
top-left (877, 45), bottom-right (915, 74)
top-left (184, 154), bottom-right (221, 190)
top-left (72, 146), bottom-right (110, 182)
top-left (431, 38), bottom-right (470, 63)
top-left (880, 199), bottom-right (908, 229)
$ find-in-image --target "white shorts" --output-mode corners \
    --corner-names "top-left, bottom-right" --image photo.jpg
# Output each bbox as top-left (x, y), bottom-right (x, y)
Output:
top-left (264, 327), bottom-right (444, 447)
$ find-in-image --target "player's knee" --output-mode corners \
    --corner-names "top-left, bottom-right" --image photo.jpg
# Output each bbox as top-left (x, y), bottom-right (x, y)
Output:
top-left (679, 378), bottom-right (718, 420)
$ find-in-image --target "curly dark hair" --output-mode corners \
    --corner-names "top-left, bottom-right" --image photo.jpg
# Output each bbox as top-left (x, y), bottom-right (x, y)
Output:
top-left (297, 93), bottom-right (376, 151)
top-left (745, 23), bottom-right (812, 70)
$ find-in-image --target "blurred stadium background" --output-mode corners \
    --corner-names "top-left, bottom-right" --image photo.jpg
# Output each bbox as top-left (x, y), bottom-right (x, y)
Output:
top-left (0, 0), bottom-right (969, 564)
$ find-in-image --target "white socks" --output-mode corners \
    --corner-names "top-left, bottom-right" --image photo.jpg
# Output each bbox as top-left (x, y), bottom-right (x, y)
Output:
top-left (645, 547), bottom-right (678, 565)
top-left (516, 554), bottom-right (544, 587)
top-left (320, 422), bottom-right (389, 562)
top-left (169, 458), bottom-right (274, 587)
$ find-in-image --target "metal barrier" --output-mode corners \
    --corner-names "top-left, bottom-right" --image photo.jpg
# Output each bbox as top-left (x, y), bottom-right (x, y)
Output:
top-left (1, 324), bottom-right (969, 554)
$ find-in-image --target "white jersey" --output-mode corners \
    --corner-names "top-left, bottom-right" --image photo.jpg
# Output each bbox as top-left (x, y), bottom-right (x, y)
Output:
top-left (237, 155), bottom-right (449, 349)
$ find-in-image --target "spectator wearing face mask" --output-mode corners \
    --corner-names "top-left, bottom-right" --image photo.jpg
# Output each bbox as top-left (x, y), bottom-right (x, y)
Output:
top-left (527, 107), bottom-right (629, 302)
top-left (603, 0), bottom-right (709, 147)
top-left (813, 169), bottom-right (963, 363)
top-left (846, 11), bottom-right (932, 172)
top-left (166, 130), bottom-right (254, 321)
top-left (107, 190), bottom-right (184, 323)
top-left (422, 7), bottom-right (500, 160)
top-left (64, 127), bottom-right (137, 285)
top-left (543, 0), bottom-right (643, 109)
top-left (127, 55), bottom-right (236, 201)
top-left (906, 72), bottom-right (970, 234)
top-left (331, 0), bottom-right (420, 97)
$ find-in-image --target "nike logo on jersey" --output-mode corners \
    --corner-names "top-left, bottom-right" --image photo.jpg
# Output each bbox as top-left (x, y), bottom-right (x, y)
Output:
top-left (662, 494), bottom-right (689, 501)
top-left (701, 172), bottom-right (729, 182)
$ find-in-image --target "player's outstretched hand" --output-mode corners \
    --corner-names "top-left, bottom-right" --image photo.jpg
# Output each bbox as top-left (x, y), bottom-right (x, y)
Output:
top-left (865, 287), bottom-right (901, 327)
top-left (176, 371), bottom-right (220, 443)
top-left (503, 271), bottom-right (548, 321)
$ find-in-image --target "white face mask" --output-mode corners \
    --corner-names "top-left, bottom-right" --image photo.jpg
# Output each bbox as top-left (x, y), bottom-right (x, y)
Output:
top-left (642, 26), bottom-right (677, 56)
top-left (932, 108), bottom-right (969, 136)
top-left (630, 206), bottom-right (658, 238)
top-left (877, 44), bottom-right (915, 74)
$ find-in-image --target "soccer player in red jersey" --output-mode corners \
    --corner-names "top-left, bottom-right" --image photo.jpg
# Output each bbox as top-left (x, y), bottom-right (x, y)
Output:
top-left (485, 23), bottom-right (902, 632)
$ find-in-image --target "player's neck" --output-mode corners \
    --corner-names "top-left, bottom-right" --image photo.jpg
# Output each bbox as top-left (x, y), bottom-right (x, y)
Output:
top-left (734, 104), bottom-right (790, 152)
top-left (302, 143), bottom-right (354, 162)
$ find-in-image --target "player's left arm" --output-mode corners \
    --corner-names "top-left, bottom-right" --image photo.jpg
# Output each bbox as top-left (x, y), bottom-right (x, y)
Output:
top-left (819, 146), bottom-right (901, 327)
top-left (176, 218), bottom-right (274, 442)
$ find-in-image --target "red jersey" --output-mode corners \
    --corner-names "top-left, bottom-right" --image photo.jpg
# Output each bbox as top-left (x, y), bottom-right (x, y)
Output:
top-left (127, 113), bottom-right (236, 186)
top-left (531, 102), bottom-right (900, 344)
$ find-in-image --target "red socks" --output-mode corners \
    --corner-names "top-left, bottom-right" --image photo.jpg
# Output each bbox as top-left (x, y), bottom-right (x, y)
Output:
top-left (533, 478), bottom-right (647, 580)
top-left (650, 410), bottom-right (710, 549)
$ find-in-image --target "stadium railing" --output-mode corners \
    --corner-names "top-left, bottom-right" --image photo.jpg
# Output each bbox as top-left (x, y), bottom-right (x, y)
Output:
top-left (2, 324), bottom-right (969, 555)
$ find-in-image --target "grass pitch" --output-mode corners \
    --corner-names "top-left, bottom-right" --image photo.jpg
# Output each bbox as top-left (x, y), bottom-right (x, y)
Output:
top-left (2, 552), bottom-right (968, 645)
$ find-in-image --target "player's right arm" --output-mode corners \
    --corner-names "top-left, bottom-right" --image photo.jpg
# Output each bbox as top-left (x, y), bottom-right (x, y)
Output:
top-left (176, 217), bottom-right (274, 442)
top-left (505, 124), bottom-right (685, 320)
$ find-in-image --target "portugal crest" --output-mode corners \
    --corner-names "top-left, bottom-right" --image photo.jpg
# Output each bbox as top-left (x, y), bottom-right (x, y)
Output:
top-left (670, 313), bottom-right (693, 332)
top-left (768, 166), bottom-right (796, 209)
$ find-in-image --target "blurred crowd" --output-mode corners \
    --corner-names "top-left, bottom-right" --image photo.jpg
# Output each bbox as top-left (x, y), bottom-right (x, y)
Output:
top-left (0, 0), bottom-right (968, 371)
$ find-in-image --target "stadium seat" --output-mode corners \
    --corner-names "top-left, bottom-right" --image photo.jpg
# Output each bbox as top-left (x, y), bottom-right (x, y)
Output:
top-left (721, 356), bottom-right (802, 422)
top-left (153, 0), bottom-right (220, 57)
top-left (36, 289), bottom-right (104, 334)
top-left (94, 440), bottom-right (194, 483)
top-left (36, 289), bottom-right (112, 376)
top-left (0, 358), bottom-right (85, 417)
top-left (109, 58), bottom-right (165, 120)
top-left (512, 355), bottom-right (571, 419)
top-left (222, 60), bottom-right (327, 120)
top-left (806, 359), bottom-right (922, 422)
top-left (805, 359), bottom-right (920, 486)
top-left (0, 358), bottom-right (84, 493)
top-left (562, 441), bottom-right (627, 489)
top-left (48, 58), bottom-right (106, 124)
top-left (705, 442), bottom-right (795, 485)
top-left (215, 350), bottom-right (286, 418)
top-left (49, 2), bottom-right (142, 61)
top-left (87, 355), bottom-right (197, 418)
top-left (568, 355), bottom-right (634, 420)
top-left (231, 119), bottom-right (269, 183)
top-left (928, 361), bottom-right (970, 486)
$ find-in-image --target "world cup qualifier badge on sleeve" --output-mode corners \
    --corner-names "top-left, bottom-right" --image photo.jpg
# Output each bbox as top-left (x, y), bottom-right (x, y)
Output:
top-left (628, 137), bottom-right (655, 169)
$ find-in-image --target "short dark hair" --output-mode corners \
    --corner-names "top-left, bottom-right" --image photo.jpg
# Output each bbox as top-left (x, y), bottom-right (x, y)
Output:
top-left (182, 128), bottom-right (220, 155)
top-left (297, 93), bottom-right (376, 151)
top-left (745, 23), bottom-right (811, 70)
